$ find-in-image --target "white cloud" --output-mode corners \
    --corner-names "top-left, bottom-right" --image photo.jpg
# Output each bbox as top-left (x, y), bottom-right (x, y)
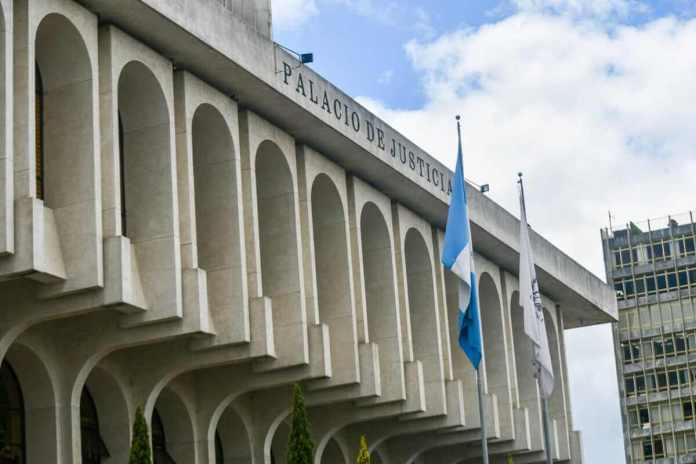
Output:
top-left (359, 13), bottom-right (696, 463)
top-left (509, 0), bottom-right (647, 18)
top-left (377, 69), bottom-right (394, 85)
top-left (272, 0), bottom-right (319, 31)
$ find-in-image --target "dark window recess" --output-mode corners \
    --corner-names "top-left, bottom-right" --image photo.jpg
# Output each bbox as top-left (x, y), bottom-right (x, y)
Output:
top-left (614, 251), bottom-right (622, 266)
top-left (635, 278), bottom-right (645, 294)
top-left (625, 280), bottom-right (635, 296)
top-left (626, 378), bottom-right (636, 394)
top-left (664, 242), bottom-right (672, 258)
top-left (639, 408), bottom-right (650, 425)
top-left (636, 375), bottom-right (646, 391)
top-left (647, 276), bottom-right (656, 292)
top-left (676, 335), bottom-right (687, 352)
top-left (621, 249), bottom-right (632, 265)
top-left (680, 271), bottom-right (689, 287)
top-left (657, 373), bottom-right (667, 389)
top-left (657, 275), bottom-right (667, 290)
top-left (655, 340), bottom-right (664, 356)
top-left (684, 402), bottom-right (694, 419)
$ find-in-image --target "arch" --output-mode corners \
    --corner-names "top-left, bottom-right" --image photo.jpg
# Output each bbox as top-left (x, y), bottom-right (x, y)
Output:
top-left (270, 420), bottom-right (290, 464)
top-left (82, 366), bottom-right (131, 463)
top-left (34, 13), bottom-right (93, 205)
top-left (215, 403), bottom-right (253, 464)
top-left (191, 103), bottom-right (243, 328)
top-left (544, 310), bottom-right (564, 419)
top-left (117, 60), bottom-right (171, 240)
top-left (404, 229), bottom-right (440, 385)
top-left (479, 273), bottom-right (507, 397)
top-left (311, 174), bottom-right (353, 379)
top-left (255, 140), bottom-right (301, 337)
top-left (360, 203), bottom-right (401, 398)
top-left (0, 362), bottom-right (24, 462)
top-left (4, 342), bottom-right (58, 463)
top-left (322, 438), bottom-right (350, 464)
top-left (510, 291), bottom-right (538, 409)
top-left (80, 387), bottom-right (109, 463)
top-left (153, 387), bottom-right (195, 463)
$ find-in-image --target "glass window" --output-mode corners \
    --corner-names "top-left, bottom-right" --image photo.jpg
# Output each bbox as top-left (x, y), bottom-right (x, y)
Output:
top-left (647, 276), bottom-right (656, 293)
top-left (626, 378), bottom-right (636, 394)
top-left (657, 274), bottom-right (667, 290)
top-left (676, 335), bottom-right (687, 353)
top-left (664, 242), bottom-right (672, 258)
top-left (668, 272), bottom-right (678, 289)
top-left (614, 251), bottom-right (621, 267)
top-left (686, 238), bottom-right (695, 254)
top-left (680, 271), bottom-right (689, 287)
top-left (625, 280), bottom-right (635, 296)
top-left (621, 249), bottom-right (632, 266)
top-left (81, 388), bottom-right (109, 464)
top-left (153, 409), bottom-right (176, 464)
top-left (0, 362), bottom-right (24, 464)
top-left (654, 243), bottom-right (664, 259)
top-left (640, 408), bottom-right (650, 425)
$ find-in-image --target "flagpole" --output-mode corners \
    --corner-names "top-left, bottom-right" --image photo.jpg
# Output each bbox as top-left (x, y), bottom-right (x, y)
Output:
top-left (476, 366), bottom-right (490, 464)
top-left (519, 173), bottom-right (553, 464)
top-left (456, 116), bottom-right (490, 464)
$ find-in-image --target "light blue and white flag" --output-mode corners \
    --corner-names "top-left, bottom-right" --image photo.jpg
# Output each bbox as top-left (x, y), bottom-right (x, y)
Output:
top-left (518, 182), bottom-right (554, 399)
top-left (442, 120), bottom-right (482, 370)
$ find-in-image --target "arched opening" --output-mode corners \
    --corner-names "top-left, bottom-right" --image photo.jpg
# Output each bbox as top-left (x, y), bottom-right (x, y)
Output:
top-left (80, 388), bottom-right (109, 464)
top-left (0, 362), bottom-right (24, 464)
top-left (34, 13), bottom-right (93, 207)
top-left (255, 141), bottom-right (301, 339)
top-left (360, 203), bottom-right (402, 399)
top-left (117, 61), bottom-right (171, 241)
top-left (479, 274), bottom-right (507, 400)
top-left (544, 312), bottom-right (564, 422)
top-left (322, 438), bottom-right (348, 463)
top-left (311, 175), bottom-right (353, 379)
top-left (81, 366), bottom-right (131, 463)
top-left (153, 387), bottom-right (195, 463)
top-left (215, 404), bottom-right (252, 464)
top-left (215, 432), bottom-right (223, 464)
top-left (510, 291), bottom-right (541, 430)
top-left (5, 342), bottom-right (58, 464)
top-left (191, 104), bottom-right (243, 328)
top-left (152, 409), bottom-right (175, 464)
top-left (404, 229), bottom-right (441, 394)
top-left (270, 420), bottom-right (290, 464)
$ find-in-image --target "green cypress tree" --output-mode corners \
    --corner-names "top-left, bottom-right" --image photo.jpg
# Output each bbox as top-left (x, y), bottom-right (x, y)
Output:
top-left (287, 384), bottom-right (314, 464)
top-left (128, 406), bottom-right (153, 464)
top-left (356, 435), bottom-right (370, 464)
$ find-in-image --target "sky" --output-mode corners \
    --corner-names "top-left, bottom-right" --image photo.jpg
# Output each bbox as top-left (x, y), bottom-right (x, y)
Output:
top-left (273, 1), bottom-right (696, 462)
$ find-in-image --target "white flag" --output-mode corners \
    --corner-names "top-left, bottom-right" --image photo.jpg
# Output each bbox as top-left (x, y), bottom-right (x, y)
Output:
top-left (518, 184), bottom-right (554, 399)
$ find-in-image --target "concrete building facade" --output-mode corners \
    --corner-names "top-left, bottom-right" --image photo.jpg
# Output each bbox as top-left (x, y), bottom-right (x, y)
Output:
top-left (604, 214), bottom-right (696, 464)
top-left (0, 0), bottom-right (616, 462)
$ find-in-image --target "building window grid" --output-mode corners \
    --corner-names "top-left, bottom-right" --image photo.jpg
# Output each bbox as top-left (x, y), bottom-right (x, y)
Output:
top-left (621, 224), bottom-right (695, 461)
top-left (612, 234), bottom-right (696, 273)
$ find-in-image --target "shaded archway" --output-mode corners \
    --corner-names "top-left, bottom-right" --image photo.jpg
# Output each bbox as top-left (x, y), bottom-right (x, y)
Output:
top-left (270, 420), bottom-right (290, 464)
top-left (81, 366), bottom-right (131, 463)
top-left (311, 175), bottom-right (353, 381)
top-left (404, 229), bottom-right (441, 397)
top-left (255, 141), bottom-right (301, 346)
top-left (117, 60), bottom-right (171, 240)
top-left (4, 342), bottom-right (58, 463)
top-left (215, 404), bottom-right (252, 464)
top-left (191, 103), bottom-right (243, 330)
top-left (80, 387), bottom-right (109, 464)
top-left (34, 13), bottom-right (94, 206)
top-left (322, 437), bottom-right (349, 463)
top-left (153, 387), bottom-right (195, 463)
top-left (510, 290), bottom-right (541, 435)
top-left (0, 362), bottom-right (24, 463)
top-left (360, 203), bottom-right (402, 400)
top-left (479, 274), bottom-right (507, 401)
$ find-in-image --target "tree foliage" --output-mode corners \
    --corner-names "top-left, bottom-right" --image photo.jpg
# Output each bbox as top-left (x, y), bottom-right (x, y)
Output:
top-left (128, 406), bottom-right (153, 464)
top-left (287, 384), bottom-right (314, 464)
top-left (356, 435), bottom-right (370, 464)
